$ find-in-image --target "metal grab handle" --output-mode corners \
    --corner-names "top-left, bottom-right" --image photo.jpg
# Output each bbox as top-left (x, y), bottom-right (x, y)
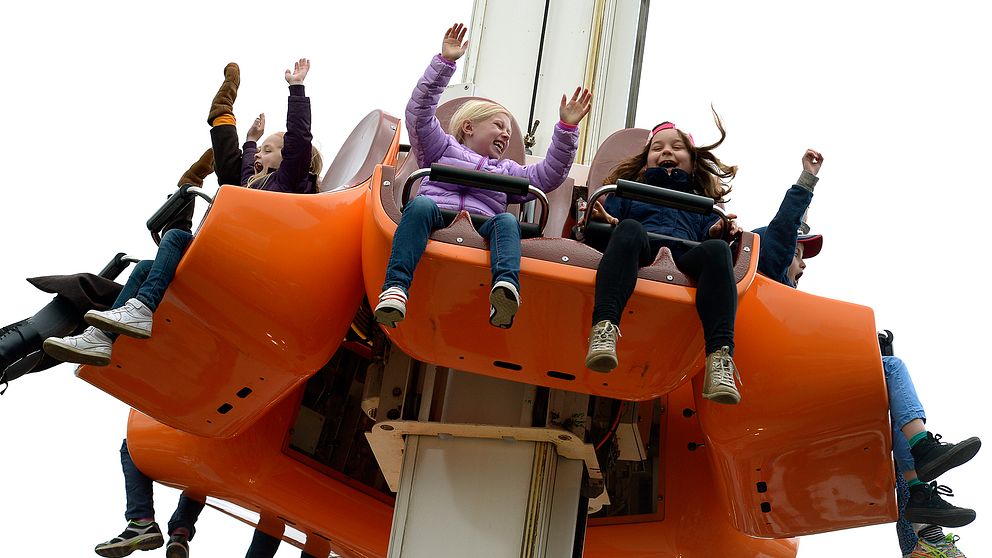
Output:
top-left (97, 252), bottom-right (143, 280)
top-left (147, 185), bottom-right (215, 245)
top-left (398, 166), bottom-right (550, 236)
top-left (582, 182), bottom-right (732, 242)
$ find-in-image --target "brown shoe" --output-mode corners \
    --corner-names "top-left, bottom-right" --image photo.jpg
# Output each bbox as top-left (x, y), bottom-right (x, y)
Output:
top-left (207, 62), bottom-right (240, 125)
top-left (701, 346), bottom-right (741, 405)
top-left (177, 148), bottom-right (214, 187)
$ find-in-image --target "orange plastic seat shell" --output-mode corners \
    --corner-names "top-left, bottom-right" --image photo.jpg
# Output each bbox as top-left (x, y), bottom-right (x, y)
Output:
top-left (363, 168), bottom-right (759, 401)
top-left (77, 184), bottom-right (370, 438)
top-left (694, 274), bottom-right (897, 537)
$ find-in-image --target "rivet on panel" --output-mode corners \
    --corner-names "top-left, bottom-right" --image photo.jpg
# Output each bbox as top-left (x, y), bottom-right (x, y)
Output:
top-left (666, 275), bottom-right (674, 281)
top-left (561, 256), bottom-right (569, 262)
top-left (383, 180), bottom-right (392, 188)
top-left (456, 237), bottom-right (464, 243)
top-left (743, 246), bottom-right (751, 252)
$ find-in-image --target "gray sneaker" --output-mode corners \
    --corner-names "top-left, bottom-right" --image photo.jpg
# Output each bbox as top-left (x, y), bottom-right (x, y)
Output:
top-left (94, 520), bottom-right (164, 557)
top-left (585, 320), bottom-right (620, 372)
top-left (42, 326), bottom-right (113, 366)
top-left (85, 298), bottom-right (153, 339)
top-left (702, 346), bottom-right (741, 405)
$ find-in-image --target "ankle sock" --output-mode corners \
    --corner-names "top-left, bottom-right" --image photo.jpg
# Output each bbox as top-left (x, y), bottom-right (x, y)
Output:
top-left (171, 527), bottom-right (190, 538)
top-left (917, 523), bottom-right (945, 544)
top-left (212, 114), bottom-right (236, 127)
top-left (908, 478), bottom-right (924, 489)
top-left (908, 431), bottom-right (928, 448)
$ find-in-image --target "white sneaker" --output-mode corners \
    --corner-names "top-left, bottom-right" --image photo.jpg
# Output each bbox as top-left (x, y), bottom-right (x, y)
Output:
top-left (489, 281), bottom-right (520, 329)
top-left (85, 298), bottom-right (153, 339)
top-left (43, 326), bottom-right (113, 366)
top-left (585, 320), bottom-right (620, 372)
top-left (702, 346), bottom-right (742, 405)
top-left (374, 286), bottom-right (407, 328)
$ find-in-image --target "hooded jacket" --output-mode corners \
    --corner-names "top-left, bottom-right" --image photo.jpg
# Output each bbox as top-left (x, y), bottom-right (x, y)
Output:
top-left (240, 84), bottom-right (318, 194)
top-left (407, 55), bottom-right (579, 217)
top-left (751, 171), bottom-right (818, 287)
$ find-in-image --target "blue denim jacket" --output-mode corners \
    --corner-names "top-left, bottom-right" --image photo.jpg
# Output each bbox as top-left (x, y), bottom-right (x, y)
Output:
top-left (603, 168), bottom-right (719, 244)
top-left (751, 173), bottom-right (817, 287)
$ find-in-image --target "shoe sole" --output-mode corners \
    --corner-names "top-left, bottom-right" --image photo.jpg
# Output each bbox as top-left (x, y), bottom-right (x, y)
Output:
top-left (165, 542), bottom-right (189, 558)
top-left (42, 338), bottom-right (111, 366)
top-left (702, 388), bottom-right (741, 405)
top-left (374, 307), bottom-right (404, 328)
top-left (586, 352), bottom-right (617, 373)
top-left (489, 286), bottom-right (519, 329)
top-left (85, 314), bottom-right (152, 339)
top-left (916, 437), bottom-right (982, 483)
top-left (904, 505), bottom-right (976, 528)
top-left (94, 534), bottom-right (165, 557)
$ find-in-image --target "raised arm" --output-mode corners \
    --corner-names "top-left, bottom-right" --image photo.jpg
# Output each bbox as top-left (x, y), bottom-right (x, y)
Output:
top-left (270, 59), bottom-right (315, 193)
top-left (756, 149), bottom-right (823, 284)
top-left (241, 113), bottom-right (264, 185)
top-left (407, 24), bottom-right (467, 167)
top-left (506, 87), bottom-right (591, 201)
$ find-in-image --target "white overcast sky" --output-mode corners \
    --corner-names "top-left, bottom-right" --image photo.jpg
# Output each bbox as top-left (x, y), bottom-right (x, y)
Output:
top-left (1, 1), bottom-right (990, 556)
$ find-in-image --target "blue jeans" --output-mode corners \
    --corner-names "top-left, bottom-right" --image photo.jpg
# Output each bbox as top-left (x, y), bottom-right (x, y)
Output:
top-left (120, 439), bottom-right (205, 538)
top-left (884, 356), bottom-right (927, 474)
top-left (382, 196), bottom-right (521, 292)
top-left (132, 228), bottom-right (194, 311)
top-left (245, 529), bottom-right (318, 558)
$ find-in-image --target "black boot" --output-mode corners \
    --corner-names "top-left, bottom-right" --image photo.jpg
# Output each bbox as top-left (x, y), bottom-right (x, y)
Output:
top-left (207, 62), bottom-right (240, 125)
top-left (904, 481), bottom-right (976, 528)
top-left (911, 432), bottom-right (981, 482)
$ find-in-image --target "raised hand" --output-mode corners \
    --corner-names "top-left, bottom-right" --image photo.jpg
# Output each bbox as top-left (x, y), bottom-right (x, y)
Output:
top-left (589, 200), bottom-right (618, 225)
top-left (709, 213), bottom-right (742, 239)
top-left (247, 113), bottom-right (265, 142)
top-left (441, 23), bottom-right (469, 62)
top-left (560, 87), bottom-right (593, 125)
top-left (285, 58), bottom-right (310, 85)
top-left (803, 149), bottom-right (824, 175)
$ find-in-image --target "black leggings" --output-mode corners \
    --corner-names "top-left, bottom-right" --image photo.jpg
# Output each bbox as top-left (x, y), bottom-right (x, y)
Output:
top-left (592, 219), bottom-right (737, 355)
top-left (210, 124), bottom-right (243, 187)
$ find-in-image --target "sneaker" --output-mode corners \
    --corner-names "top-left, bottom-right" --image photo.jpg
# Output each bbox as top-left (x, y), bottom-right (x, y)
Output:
top-left (585, 320), bottom-right (620, 372)
top-left (701, 347), bottom-right (741, 405)
top-left (904, 482), bottom-right (976, 528)
top-left (85, 298), bottom-right (153, 339)
top-left (908, 533), bottom-right (967, 557)
top-left (165, 534), bottom-right (190, 558)
top-left (489, 281), bottom-right (520, 329)
top-left (42, 326), bottom-right (113, 366)
top-left (373, 286), bottom-right (407, 328)
top-left (94, 520), bottom-right (164, 557)
top-left (912, 432), bottom-right (981, 483)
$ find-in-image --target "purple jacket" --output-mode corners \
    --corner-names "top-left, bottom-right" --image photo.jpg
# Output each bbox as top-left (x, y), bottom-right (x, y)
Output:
top-left (241, 84), bottom-right (317, 194)
top-left (407, 55), bottom-right (579, 217)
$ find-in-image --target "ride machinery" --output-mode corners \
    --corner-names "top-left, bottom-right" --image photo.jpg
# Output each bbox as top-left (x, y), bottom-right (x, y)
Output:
top-left (31, 2), bottom-right (899, 556)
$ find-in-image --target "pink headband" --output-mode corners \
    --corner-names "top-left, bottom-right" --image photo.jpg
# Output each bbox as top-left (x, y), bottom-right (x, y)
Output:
top-left (648, 122), bottom-right (694, 146)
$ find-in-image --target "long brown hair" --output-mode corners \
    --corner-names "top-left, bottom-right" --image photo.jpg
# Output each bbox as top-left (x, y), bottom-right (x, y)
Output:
top-left (604, 108), bottom-right (737, 202)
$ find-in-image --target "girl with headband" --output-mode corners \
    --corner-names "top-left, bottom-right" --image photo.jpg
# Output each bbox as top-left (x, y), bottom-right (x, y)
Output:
top-left (585, 110), bottom-right (743, 405)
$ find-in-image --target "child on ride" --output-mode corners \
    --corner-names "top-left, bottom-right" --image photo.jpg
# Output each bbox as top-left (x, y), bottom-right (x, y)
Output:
top-left (42, 59), bottom-right (323, 366)
top-left (758, 151), bottom-right (979, 558)
top-left (585, 114), bottom-right (744, 405)
top-left (373, 23), bottom-right (592, 329)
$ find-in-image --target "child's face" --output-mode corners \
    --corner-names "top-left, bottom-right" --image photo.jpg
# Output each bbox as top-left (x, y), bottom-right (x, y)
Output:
top-left (789, 244), bottom-right (807, 286)
top-left (254, 135), bottom-right (284, 173)
top-left (461, 113), bottom-right (512, 159)
top-left (646, 128), bottom-right (692, 174)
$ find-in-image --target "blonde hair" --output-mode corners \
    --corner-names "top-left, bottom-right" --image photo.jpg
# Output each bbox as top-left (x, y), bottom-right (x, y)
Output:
top-left (449, 100), bottom-right (511, 143)
top-left (604, 108), bottom-right (737, 202)
top-left (246, 132), bottom-right (325, 189)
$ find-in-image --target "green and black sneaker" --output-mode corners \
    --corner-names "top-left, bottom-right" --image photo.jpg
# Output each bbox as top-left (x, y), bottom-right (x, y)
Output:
top-left (94, 520), bottom-right (165, 557)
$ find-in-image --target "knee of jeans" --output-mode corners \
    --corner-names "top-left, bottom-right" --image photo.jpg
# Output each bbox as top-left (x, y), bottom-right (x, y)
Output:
top-left (492, 212), bottom-right (519, 231)
top-left (405, 195), bottom-right (437, 214)
top-left (133, 260), bottom-right (153, 277)
top-left (883, 356), bottom-right (905, 378)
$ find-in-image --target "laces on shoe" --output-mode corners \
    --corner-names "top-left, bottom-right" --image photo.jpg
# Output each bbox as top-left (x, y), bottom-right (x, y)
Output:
top-left (589, 322), bottom-right (620, 352)
top-left (709, 348), bottom-right (742, 388)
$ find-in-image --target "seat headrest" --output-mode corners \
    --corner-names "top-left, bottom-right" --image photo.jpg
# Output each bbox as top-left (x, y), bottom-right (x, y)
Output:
top-left (320, 110), bottom-right (400, 192)
top-left (586, 127), bottom-right (650, 199)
